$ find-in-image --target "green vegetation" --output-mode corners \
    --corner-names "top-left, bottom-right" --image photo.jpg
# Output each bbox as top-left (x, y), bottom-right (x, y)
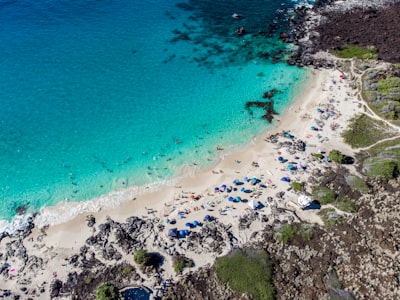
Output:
top-left (329, 150), bottom-right (345, 163)
top-left (342, 114), bottom-right (395, 148)
top-left (122, 266), bottom-right (133, 275)
top-left (275, 223), bottom-right (314, 244)
top-left (312, 187), bottom-right (357, 212)
top-left (291, 181), bottom-right (303, 191)
top-left (173, 256), bottom-right (194, 274)
top-left (365, 159), bottom-right (399, 179)
top-left (276, 224), bottom-right (297, 244)
top-left (358, 138), bottom-right (400, 180)
top-left (85, 276), bottom-right (94, 285)
top-left (335, 196), bottom-right (358, 213)
top-left (331, 45), bottom-right (378, 60)
top-left (215, 249), bottom-right (275, 300)
top-left (377, 76), bottom-right (400, 99)
top-left (311, 153), bottom-right (324, 159)
top-left (312, 187), bottom-right (337, 205)
top-left (345, 174), bottom-right (369, 193)
top-left (96, 283), bottom-right (120, 300)
top-left (134, 249), bottom-right (149, 265)
top-left (319, 208), bottom-right (341, 227)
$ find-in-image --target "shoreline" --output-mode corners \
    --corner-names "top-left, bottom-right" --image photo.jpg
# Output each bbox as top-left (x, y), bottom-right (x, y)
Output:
top-left (0, 67), bottom-right (311, 234)
top-left (0, 65), bottom-right (366, 298)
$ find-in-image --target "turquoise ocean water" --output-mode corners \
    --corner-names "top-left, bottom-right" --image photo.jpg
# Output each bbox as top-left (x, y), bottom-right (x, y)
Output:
top-left (0, 0), bottom-right (313, 231)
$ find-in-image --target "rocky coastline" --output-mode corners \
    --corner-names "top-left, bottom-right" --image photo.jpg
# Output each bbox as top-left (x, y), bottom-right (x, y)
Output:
top-left (1, 1), bottom-right (400, 299)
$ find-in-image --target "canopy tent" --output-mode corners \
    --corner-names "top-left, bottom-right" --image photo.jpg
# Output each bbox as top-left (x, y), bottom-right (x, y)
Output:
top-left (298, 195), bottom-right (311, 206)
top-left (168, 228), bottom-right (178, 238)
top-left (248, 199), bottom-right (259, 210)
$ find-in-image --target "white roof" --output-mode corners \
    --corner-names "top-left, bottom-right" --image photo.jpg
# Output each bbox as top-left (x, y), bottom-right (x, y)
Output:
top-left (298, 195), bottom-right (311, 206)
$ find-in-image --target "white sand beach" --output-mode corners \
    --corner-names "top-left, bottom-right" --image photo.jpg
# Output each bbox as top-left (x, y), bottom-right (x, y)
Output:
top-left (0, 66), bottom-right (366, 298)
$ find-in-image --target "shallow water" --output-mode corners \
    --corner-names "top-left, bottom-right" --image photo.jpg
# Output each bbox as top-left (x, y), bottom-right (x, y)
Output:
top-left (0, 0), bottom-right (312, 229)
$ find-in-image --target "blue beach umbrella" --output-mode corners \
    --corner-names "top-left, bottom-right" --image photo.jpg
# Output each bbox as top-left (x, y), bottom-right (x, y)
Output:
top-left (278, 156), bottom-right (283, 161)
top-left (228, 196), bottom-right (234, 202)
top-left (233, 179), bottom-right (239, 185)
top-left (204, 215), bottom-right (211, 221)
top-left (214, 187), bottom-right (219, 192)
top-left (235, 196), bottom-right (241, 202)
top-left (193, 220), bottom-right (199, 227)
top-left (244, 176), bottom-right (249, 182)
top-left (221, 184), bottom-right (227, 188)
top-left (185, 222), bottom-right (191, 228)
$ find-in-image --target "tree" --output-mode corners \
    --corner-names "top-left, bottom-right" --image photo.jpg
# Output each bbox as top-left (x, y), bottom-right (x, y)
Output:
top-left (329, 150), bottom-right (345, 163)
top-left (96, 283), bottom-right (120, 300)
top-left (134, 249), bottom-right (149, 265)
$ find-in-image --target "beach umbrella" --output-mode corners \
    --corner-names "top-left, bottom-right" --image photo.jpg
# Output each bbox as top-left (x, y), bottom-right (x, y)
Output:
top-left (168, 228), bottom-right (178, 238)
top-left (252, 177), bottom-right (257, 182)
top-left (184, 230), bottom-right (189, 235)
top-left (204, 215), bottom-right (211, 221)
top-left (233, 179), bottom-right (239, 185)
top-left (221, 184), bottom-right (227, 188)
top-left (228, 196), bottom-right (234, 202)
top-left (240, 187), bottom-right (245, 192)
top-left (278, 156), bottom-right (283, 161)
top-left (235, 196), bottom-right (241, 202)
top-left (165, 218), bottom-right (170, 224)
top-left (214, 187), bottom-right (219, 192)
top-left (189, 194), bottom-right (195, 199)
top-left (179, 230), bottom-right (186, 237)
top-left (281, 177), bottom-right (290, 182)
top-left (244, 176), bottom-right (249, 182)
top-left (185, 222), bottom-right (191, 228)
top-left (193, 220), bottom-right (199, 227)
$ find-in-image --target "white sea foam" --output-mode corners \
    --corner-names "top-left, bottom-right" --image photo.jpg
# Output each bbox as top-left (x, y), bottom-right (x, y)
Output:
top-left (33, 179), bottom-right (174, 229)
top-left (0, 213), bottom-right (33, 235)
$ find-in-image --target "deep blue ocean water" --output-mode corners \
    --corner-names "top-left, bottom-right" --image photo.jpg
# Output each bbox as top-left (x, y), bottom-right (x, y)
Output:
top-left (0, 0), bottom-right (313, 230)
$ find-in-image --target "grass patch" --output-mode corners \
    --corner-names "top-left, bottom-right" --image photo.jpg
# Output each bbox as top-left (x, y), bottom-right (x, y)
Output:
top-left (341, 114), bottom-right (395, 148)
top-left (331, 45), bottom-right (378, 59)
top-left (319, 208), bottom-right (341, 227)
top-left (85, 276), bottom-right (94, 285)
top-left (215, 249), bottom-right (275, 300)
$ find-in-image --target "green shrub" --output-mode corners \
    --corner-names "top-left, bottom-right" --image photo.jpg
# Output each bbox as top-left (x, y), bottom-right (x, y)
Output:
top-left (96, 283), bottom-right (120, 300)
top-left (85, 276), bottom-right (94, 285)
top-left (312, 187), bottom-right (337, 205)
top-left (366, 159), bottom-right (398, 179)
top-left (332, 45), bottom-right (377, 59)
top-left (345, 175), bottom-right (369, 193)
top-left (122, 266), bottom-right (133, 275)
top-left (329, 150), bottom-right (344, 163)
top-left (311, 153), bottom-right (324, 159)
top-left (298, 224), bottom-right (314, 241)
top-left (173, 256), bottom-right (194, 274)
top-left (276, 224), bottom-right (297, 244)
top-left (134, 249), bottom-right (149, 265)
top-left (319, 208), bottom-right (341, 227)
top-left (336, 196), bottom-right (358, 213)
top-left (291, 182), bottom-right (303, 191)
top-left (377, 76), bottom-right (400, 97)
top-left (215, 249), bottom-right (275, 300)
